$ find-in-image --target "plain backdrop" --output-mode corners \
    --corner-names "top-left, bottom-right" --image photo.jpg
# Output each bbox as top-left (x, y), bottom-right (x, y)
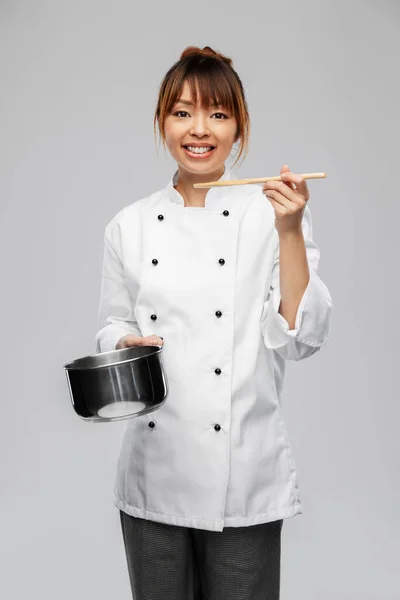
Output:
top-left (1, 1), bottom-right (399, 599)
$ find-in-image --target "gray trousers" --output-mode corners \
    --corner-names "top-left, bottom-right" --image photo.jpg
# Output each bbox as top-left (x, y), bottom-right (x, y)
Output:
top-left (120, 510), bottom-right (283, 600)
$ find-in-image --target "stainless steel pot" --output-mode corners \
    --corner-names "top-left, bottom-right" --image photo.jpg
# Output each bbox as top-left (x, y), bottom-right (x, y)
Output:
top-left (63, 346), bottom-right (168, 423)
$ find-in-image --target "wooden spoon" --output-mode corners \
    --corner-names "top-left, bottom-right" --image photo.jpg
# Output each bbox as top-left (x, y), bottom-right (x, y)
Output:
top-left (193, 172), bottom-right (327, 189)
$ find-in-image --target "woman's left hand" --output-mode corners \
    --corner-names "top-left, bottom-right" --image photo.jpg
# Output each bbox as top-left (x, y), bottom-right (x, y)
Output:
top-left (262, 164), bottom-right (310, 236)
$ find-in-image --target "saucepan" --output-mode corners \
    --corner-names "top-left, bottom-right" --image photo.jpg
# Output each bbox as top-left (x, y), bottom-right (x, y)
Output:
top-left (63, 346), bottom-right (168, 423)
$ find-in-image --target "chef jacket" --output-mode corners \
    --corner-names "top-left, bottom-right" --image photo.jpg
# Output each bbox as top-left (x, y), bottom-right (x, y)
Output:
top-left (95, 164), bottom-right (333, 532)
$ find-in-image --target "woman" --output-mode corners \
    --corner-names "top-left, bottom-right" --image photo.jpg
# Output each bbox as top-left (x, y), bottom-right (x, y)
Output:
top-left (95, 46), bottom-right (333, 600)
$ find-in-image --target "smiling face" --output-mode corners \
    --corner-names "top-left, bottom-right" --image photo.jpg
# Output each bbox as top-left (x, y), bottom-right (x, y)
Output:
top-left (164, 80), bottom-right (239, 180)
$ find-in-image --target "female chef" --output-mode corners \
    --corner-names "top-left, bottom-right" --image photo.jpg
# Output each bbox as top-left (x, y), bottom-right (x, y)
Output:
top-left (95, 45), bottom-right (333, 600)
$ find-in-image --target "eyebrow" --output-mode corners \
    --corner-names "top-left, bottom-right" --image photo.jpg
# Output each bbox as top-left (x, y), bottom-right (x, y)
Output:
top-left (175, 98), bottom-right (223, 108)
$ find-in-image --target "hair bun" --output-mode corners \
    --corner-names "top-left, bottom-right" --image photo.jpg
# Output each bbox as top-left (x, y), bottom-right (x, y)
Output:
top-left (180, 45), bottom-right (233, 67)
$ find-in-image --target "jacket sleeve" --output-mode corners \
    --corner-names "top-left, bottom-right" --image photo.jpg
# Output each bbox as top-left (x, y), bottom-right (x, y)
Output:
top-left (261, 204), bottom-right (333, 361)
top-left (95, 223), bottom-right (142, 353)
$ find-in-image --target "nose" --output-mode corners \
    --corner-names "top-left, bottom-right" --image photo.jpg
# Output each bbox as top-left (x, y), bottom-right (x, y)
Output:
top-left (189, 114), bottom-right (210, 137)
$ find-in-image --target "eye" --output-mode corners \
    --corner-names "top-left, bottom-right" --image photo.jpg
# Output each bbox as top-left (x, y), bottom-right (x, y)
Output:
top-left (174, 111), bottom-right (189, 118)
top-left (172, 111), bottom-right (229, 119)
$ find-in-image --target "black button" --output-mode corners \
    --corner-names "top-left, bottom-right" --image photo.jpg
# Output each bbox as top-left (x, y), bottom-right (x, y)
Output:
top-left (152, 259), bottom-right (158, 265)
top-left (223, 210), bottom-right (229, 216)
top-left (214, 424), bottom-right (221, 431)
top-left (215, 311), bottom-right (222, 318)
top-left (151, 314), bottom-right (157, 321)
top-left (157, 214), bottom-right (164, 220)
top-left (218, 258), bottom-right (225, 265)
top-left (149, 421), bottom-right (155, 428)
top-left (215, 368), bottom-right (221, 375)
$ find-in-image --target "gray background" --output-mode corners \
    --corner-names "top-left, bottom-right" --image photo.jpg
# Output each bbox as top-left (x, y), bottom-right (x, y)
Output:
top-left (1, 1), bottom-right (399, 599)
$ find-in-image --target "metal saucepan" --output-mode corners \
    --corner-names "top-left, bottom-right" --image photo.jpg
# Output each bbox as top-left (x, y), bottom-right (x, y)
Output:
top-left (63, 346), bottom-right (168, 423)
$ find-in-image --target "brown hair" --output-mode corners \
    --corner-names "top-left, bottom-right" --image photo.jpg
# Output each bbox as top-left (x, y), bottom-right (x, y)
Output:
top-left (153, 46), bottom-right (250, 168)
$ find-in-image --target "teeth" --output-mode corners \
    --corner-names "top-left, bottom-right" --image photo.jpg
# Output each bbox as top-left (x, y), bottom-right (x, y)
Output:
top-left (186, 146), bottom-right (213, 154)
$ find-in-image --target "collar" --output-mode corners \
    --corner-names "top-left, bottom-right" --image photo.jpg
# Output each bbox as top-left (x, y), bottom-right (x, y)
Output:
top-left (165, 164), bottom-right (238, 209)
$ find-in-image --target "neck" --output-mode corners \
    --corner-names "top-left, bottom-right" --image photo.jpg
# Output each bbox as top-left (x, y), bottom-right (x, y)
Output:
top-left (174, 165), bottom-right (225, 207)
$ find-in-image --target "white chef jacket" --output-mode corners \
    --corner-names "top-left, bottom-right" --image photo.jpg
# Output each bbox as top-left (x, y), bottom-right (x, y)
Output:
top-left (95, 164), bottom-right (333, 532)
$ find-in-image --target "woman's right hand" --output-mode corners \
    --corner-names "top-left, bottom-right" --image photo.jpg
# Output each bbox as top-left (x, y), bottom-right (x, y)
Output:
top-left (115, 333), bottom-right (164, 350)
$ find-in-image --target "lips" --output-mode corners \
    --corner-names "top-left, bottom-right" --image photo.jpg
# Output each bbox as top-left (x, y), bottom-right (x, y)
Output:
top-left (182, 146), bottom-right (216, 159)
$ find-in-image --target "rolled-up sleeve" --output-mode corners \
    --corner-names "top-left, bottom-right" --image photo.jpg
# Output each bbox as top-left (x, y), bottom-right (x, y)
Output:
top-left (261, 204), bottom-right (333, 361)
top-left (95, 222), bottom-right (142, 353)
